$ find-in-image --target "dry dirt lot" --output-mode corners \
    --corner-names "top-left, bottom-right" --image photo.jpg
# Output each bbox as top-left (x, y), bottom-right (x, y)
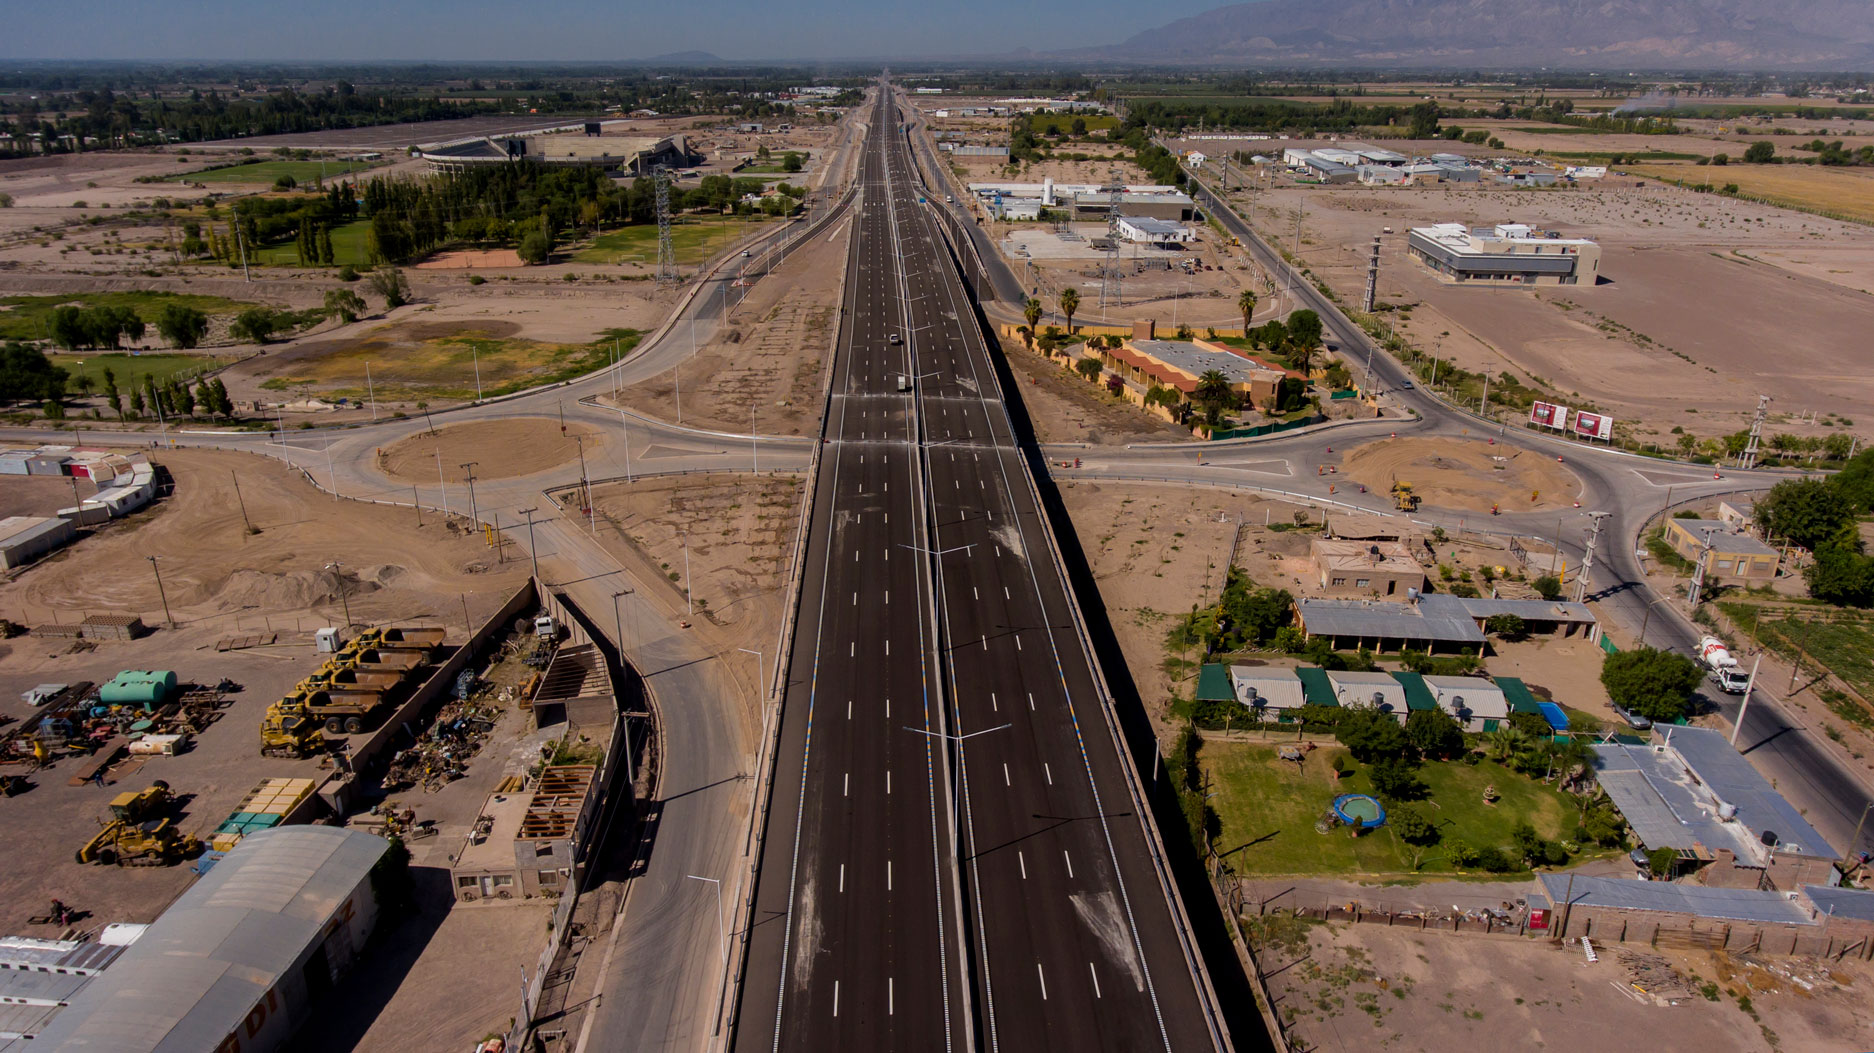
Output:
top-left (1228, 179), bottom-right (1874, 442)
top-left (605, 203), bottom-right (846, 438)
top-left (1057, 481), bottom-right (1320, 728)
top-left (1250, 914), bottom-right (1873, 1053)
top-left (377, 417), bottom-right (599, 483)
top-left (0, 448), bottom-right (527, 630)
top-left (1341, 436), bottom-right (1582, 514)
top-left (584, 474), bottom-right (807, 704)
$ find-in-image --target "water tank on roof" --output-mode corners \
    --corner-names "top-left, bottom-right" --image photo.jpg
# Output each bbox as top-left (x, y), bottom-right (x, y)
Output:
top-left (1761, 829), bottom-right (1780, 847)
top-left (1717, 801), bottom-right (1738, 821)
top-left (1244, 686), bottom-right (1259, 704)
top-left (1371, 691), bottom-right (1386, 707)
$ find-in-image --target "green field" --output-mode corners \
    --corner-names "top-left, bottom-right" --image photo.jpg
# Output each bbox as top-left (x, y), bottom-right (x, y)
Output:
top-left (166, 159), bottom-right (380, 185)
top-left (1033, 113), bottom-right (1120, 133)
top-left (0, 292), bottom-right (251, 342)
top-left (49, 352), bottom-right (229, 390)
top-left (251, 218), bottom-right (374, 267)
top-left (1205, 741), bottom-right (1599, 877)
top-left (257, 325), bottom-right (641, 402)
top-left (1720, 602), bottom-right (1874, 698)
top-left (573, 215), bottom-right (773, 266)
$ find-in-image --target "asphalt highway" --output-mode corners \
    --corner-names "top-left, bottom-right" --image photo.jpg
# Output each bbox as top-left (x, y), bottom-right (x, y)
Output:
top-left (735, 86), bottom-right (1223, 1052)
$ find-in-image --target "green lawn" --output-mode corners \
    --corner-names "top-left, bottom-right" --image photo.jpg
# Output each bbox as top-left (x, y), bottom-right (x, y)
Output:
top-left (50, 352), bottom-right (229, 390)
top-left (572, 215), bottom-right (773, 266)
top-left (0, 292), bottom-right (252, 342)
top-left (165, 159), bottom-right (380, 185)
top-left (251, 218), bottom-right (374, 267)
top-left (1205, 741), bottom-right (1595, 877)
top-left (739, 164), bottom-right (802, 175)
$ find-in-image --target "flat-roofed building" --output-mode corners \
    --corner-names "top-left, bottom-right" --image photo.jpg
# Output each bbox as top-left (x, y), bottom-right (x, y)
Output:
top-left (1310, 538), bottom-right (1425, 599)
top-left (1302, 156), bottom-right (1357, 183)
top-left (1408, 222), bottom-right (1601, 286)
top-left (1069, 191), bottom-right (1195, 221)
top-left (1663, 518), bottom-right (1780, 583)
top-left (1323, 670), bottom-right (1409, 723)
top-left (0, 515), bottom-right (74, 571)
top-left (1115, 216), bottom-right (1195, 243)
top-left (1422, 674), bottom-right (1510, 731)
top-left (1097, 338), bottom-right (1289, 419)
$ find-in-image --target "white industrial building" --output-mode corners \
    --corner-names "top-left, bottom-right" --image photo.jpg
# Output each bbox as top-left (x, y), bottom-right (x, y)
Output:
top-left (1115, 216), bottom-right (1195, 243)
top-left (0, 516), bottom-right (75, 571)
top-left (30, 826), bottom-right (390, 1053)
top-left (1358, 165), bottom-right (1405, 185)
top-left (1408, 222), bottom-right (1602, 286)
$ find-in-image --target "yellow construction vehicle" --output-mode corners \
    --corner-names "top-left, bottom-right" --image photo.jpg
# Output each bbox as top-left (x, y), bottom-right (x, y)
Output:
top-left (76, 781), bottom-right (201, 866)
top-left (75, 818), bottom-right (201, 867)
top-left (259, 700), bottom-right (325, 758)
top-left (1390, 481), bottom-right (1421, 512)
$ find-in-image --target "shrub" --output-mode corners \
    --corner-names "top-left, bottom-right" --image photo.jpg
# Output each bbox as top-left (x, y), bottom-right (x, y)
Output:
top-left (1389, 803), bottom-right (1439, 845)
top-left (1532, 575), bottom-right (1562, 600)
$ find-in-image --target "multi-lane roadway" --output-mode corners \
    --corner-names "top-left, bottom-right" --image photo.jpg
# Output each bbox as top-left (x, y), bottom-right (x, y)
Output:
top-left (735, 86), bottom-right (1224, 1052)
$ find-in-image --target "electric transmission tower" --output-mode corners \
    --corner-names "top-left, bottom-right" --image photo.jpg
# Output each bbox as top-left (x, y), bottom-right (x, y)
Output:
top-left (653, 166), bottom-right (677, 285)
top-left (1574, 511), bottom-right (1610, 604)
top-left (1098, 167), bottom-right (1124, 309)
top-left (1362, 234), bottom-right (1381, 313)
top-left (1738, 393), bottom-right (1771, 469)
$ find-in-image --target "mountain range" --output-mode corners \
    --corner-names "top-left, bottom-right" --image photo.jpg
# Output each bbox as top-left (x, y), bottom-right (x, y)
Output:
top-left (1081, 0), bottom-right (1874, 70)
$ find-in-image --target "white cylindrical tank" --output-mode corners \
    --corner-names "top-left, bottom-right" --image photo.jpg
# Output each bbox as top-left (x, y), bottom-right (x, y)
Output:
top-left (1717, 801), bottom-right (1738, 821)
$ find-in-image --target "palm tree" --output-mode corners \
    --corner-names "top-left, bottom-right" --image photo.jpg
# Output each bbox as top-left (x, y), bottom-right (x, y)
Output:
top-left (1194, 369), bottom-right (1234, 424)
top-left (1058, 287), bottom-right (1079, 334)
top-left (1290, 341), bottom-right (1317, 378)
top-left (1022, 297), bottom-right (1042, 351)
top-left (1487, 725), bottom-right (1529, 764)
top-left (1237, 289), bottom-right (1258, 335)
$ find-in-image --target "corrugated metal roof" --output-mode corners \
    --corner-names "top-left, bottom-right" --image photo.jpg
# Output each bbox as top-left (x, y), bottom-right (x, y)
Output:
top-left (1595, 767), bottom-right (1703, 852)
top-left (1453, 595), bottom-right (1596, 624)
top-left (30, 826), bottom-right (387, 1052)
top-left (1296, 596), bottom-right (1484, 644)
top-left (0, 968), bottom-right (90, 1005)
top-left (1323, 670), bottom-right (1406, 714)
top-left (1229, 666), bottom-right (1306, 710)
top-left (0, 939), bottom-right (121, 976)
top-left (0, 1001), bottom-right (61, 1040)
top-left (1802, 884), bottom-right (1874, 922)
top-left (1667, 727), bottom-right (1836, 858)
top-left (1538, 873), bottom-right (1815, 925)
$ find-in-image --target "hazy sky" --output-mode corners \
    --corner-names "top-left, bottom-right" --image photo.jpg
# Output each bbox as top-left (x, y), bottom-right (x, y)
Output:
top-left (7, 0), bottom-right (1230, 61)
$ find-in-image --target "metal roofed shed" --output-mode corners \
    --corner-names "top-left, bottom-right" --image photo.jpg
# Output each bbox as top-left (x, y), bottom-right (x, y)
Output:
top-left (1422, 674), bottom-right (1510, 729)
top-left (31, 826), bottom-right (391, 1053)
top-left (1322, 670), bottom-right (1408, 720)
top-left (1295, 596), bottom-right (1485, 652)
top-left (1801, 884), bottom-right (1874, 923)
top-left (1536, 873), bottom-right (1815, 926)
top-left (1666, 726), bottom-right (1837, 858)
top-left (0, 516), bottom-right (75, 571)
top-left (1227, 666), bottom-right (1306, 714)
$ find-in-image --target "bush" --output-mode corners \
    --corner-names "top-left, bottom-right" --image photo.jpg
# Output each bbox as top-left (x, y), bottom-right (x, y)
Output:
top-left (1389, 802), bottom-right (1439, 845)
top-left (518, 230), bottom-right (552, 265)
top-left (467, 274), bottom-right (486, 285)
top-left (1473, 846), bottom-right (1516, 872)
top-left (1601, 646), bottom-right (1704, 723)
top-left (1532, 575), bottom-right (1562, 601)
top-left (337, 265), bottom-right (359, 282)
top-left (1368, 757), bottom-right (1427, 802)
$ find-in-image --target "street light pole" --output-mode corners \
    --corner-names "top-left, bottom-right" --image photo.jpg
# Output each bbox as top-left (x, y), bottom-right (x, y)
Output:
top-left (146, 556), bottom-right (175, 629)
top-left (517, 507), bottom-right (540, 580)
top-left (687, 874), bottom-right (727, 966)
top-left (1730, 654), bottom-right (1762, 747)
top-left (738, 647), bottom-right (766, 704)
top-left (612, 588), bottom-right (637, 786)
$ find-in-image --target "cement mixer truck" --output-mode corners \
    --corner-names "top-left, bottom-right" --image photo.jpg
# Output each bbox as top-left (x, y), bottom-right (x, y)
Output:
top-left (1698, 636), bottom-right (1751, 694)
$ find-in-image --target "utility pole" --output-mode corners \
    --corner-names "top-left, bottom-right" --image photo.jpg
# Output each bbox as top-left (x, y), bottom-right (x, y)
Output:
top-left (460, 462), bottom-right (480, 528)
top-left (365, 362), bottom-right (377, 421)
top-left (517, 507), bottom-right (540, 579)
top-left (1574, 512), bottom-right (1610, 604)
top-left (231, 471), bottom-right (253, 534)
top-left (146, 556), bottom-right (175, 629)
top-left (1686, 527), bottom-right (1716, 607)
top-left (654, 166), bottom-right (677, 284)
top-left (236, 226), bottom-right (250, 283)
top-left (573, 435), bottom-right (592, 532)
top-left (325, 561), bottom-right (353, 629)
top-left (612, 589), bottom-right (637, 785)
top-left (1738, 393), bottom-right (1771, 470)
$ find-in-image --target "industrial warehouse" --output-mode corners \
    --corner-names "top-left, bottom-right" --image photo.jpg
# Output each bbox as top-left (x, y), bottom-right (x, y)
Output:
top-left (1407, 223), bottom-right (1602, 286)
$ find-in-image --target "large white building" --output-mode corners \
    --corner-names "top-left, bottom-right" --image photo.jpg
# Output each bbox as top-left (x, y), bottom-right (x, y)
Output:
top-left (1407, 223), bottom-right (1602, 287)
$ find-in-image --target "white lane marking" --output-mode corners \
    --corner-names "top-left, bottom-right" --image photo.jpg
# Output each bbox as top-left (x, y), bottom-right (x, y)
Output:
top-left (885, 697), bottom-right (890, 717)
top-left (989, 692), bottom-right (997, 711)
top-left (888, 859), bottom-right (893, 889)
top-left (1004, 586), bottom-right (1010, 599)
top-left (973, 586), bottom-right (978, 599)
top-left (1003, 762), bottom-right (1010, 786)
top-left (847, 699), bottom-right (852, 720)
top-left (1044, 763), bottom-right (1053, 786)
top-left (839, 863), bottom-right (845, 892)
top-left (853, 592), bottom-right (857, 606)
top-left (850, 642), bottom-right (855, 657)
top-left (889, 977), bottom-right (895, 1016)
top-left (1063, 851), bottom-right (1075, 878)
top-left (1027, 692), bottom-right (1036, 711)
top-left (1037, 963), bottom-right (1048, 1000)
top-left (833, 981), bottom-right (840, 1017)
top-left (884, 590), bottom-right (889, 604)
top-left (1018, 850), bottom-right (1027, 879)
top-left (981, 636), bottom-right (987, 650)
top-left (885, 639), bottom-right (890, 656)
top-left (886, 770), bottom-right (892, 794)
top-left (844, 772), bottom-right (849, 796)
top-left (1089, 963), bottom-right (1102, 999)
top-left (1016, 636), bottom-right (1022, 651)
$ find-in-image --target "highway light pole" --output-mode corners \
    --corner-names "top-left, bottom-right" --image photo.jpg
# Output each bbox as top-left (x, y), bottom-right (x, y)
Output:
top-left (517, 507), bottom-right (539, 580)
top-left (738, 647), bottom-right (766, 705)
top-left (614, 408), bottom-right (633, 484)
top-left (612, 588), bottom-right (637, 786)
top-left (1729, 654), bottom-right (1763, 747)
top-left (904, 723), bottom-right (1012, 743)
top-left (324, 561), bottom-right (352, 630)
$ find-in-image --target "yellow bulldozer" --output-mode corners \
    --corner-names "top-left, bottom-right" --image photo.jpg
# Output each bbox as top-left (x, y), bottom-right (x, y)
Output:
top-left (75, 781), bottom-right (201, 867)
top-left (259, 699), bottom-right (326, 758)
top-left (1390, 481), bottom-right (1421, 512)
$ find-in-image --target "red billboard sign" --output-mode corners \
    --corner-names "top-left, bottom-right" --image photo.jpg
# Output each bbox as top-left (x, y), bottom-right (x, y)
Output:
top-left (1529, 401), bottom-right (1568, 429)
top-left (1573, 411), bottom-right (1614, 440)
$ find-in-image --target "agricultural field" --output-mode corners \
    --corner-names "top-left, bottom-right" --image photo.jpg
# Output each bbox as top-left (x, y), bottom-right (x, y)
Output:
top-left (573, 214), bottom-right (773, 266)
top-left (0, 292), bottom-right (253, 342)
top-left (164, 159), bottom-right (381, 185)
top-left (1720, 602), bottom-right (1874, 700)
top-left (250, 218), bottom-right (374, 267)
top-left (251, 320), bottom-right (640, 402)
top-left (1625, 162), bottom-right (1874, 224)
top-left (48, 352), bottom-right (231, 390)
top-left (1204, 740), bottom-right (1601, 877)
